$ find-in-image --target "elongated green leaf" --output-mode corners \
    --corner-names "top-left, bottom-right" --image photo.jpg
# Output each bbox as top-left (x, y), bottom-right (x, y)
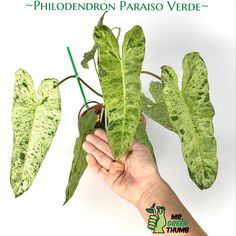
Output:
top-left (134, 119), bottom-right (156, 162)
top-left (141, 81), bottom-right (175, 132)
top-left (81, 45), bottom-right (96, 69)
top-left (64, 110), bottom-right (97, 204)
top-left (11, 69), bottom-right (61, 197)
top-left (94, 25), bottom-right (145, 159)
top-left (146, 208), bottom-right (154, 214)
top-left (161, 52), bottom-right (218, 189)
top-left (81, 11), bottom-right (107, 69)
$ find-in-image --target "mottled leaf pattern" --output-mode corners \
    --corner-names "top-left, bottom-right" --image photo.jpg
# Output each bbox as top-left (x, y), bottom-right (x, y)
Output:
top-left (94, 25), bottom-right (145, 159)
top-left (64, 110), bottom-right (97, 204)
top-left (11, 69), bottom-right (61, 197)
top-left (141, 81), bottom-right (175, 132)
top-left (161, 52), bottom-right (217, 189)
top-left (134, 119), bottom-right (156, 161)
top-left (81, 11), bottom-right (107, 69)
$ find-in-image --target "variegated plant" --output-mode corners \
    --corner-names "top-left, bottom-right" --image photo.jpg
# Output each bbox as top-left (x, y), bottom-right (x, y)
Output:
top-left (93, 25), bottom-right (145, 159)
top-left (11, 69), bottom-right (61, 197)
top-left (141, 52), bottom-right (218, 189)
top-left (10, 13), bottom-right (218, 204)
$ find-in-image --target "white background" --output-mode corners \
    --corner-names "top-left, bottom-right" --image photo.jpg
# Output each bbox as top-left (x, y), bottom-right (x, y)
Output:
top-left (0, 0), bottom-right (235, 235)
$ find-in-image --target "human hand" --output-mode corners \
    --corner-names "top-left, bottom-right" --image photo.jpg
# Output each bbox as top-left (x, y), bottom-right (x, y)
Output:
top-left (82, 129), bottom-right (163, 207)
top-left (82, 129), bottom-right (207, 236)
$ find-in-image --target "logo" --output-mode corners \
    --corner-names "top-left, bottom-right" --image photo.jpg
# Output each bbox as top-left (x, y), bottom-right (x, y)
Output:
top-left (146, 203), bottom-right (166, 233)
top-left (146, 203), bottom-right (190, 234)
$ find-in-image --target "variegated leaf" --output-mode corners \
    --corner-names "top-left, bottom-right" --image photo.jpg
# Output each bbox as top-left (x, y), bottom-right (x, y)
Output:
top-left (141, 81), bottom-right (175, 132)
top-left (94, 25), bottom-right (145, 159)
top-left (11, 69), bottom-right (61, 197)
top-left (64, 109), bottom-right (97, 204)
top-left (161, 52), bottom-right (218, 189)
top-left (81, 11), bottom-right (107, 69)
top-left (134, 119), bottom-right (156, 162)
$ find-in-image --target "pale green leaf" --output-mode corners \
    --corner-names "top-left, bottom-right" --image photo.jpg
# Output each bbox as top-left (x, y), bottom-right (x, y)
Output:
top-left (141, 81), bottom-right (174, 132)
top-left (161, 52), bottom-right (218, 189)
top-left (64, 110), bottom-right (97, 204)
top-left (134, 119), bottom-right (156, 162)
top-left (11, 69), bottom-right (61, 197)
top-left (81, 11), bottom-right (107, 69)
top-left (94, 25), bottom-right (145, 159)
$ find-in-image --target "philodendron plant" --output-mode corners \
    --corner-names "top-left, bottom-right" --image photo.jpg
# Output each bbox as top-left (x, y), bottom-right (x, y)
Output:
top-left (10, 12), bottom-right (218, 204)
top-left (141, 55), bottom-right (218, 189)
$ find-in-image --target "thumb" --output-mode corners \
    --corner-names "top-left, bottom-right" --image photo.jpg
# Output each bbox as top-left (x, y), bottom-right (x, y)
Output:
top-left (129, 140), bottom-right (148, 152)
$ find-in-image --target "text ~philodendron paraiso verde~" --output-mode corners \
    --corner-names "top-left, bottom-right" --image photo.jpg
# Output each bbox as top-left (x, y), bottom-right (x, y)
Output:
top-left (30, 1), bottom-right (207, 12)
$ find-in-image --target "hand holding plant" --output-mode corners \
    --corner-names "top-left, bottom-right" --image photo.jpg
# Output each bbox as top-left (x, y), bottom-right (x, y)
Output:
top-left (83, 129), bottom-right (160, 207)
top-left (83, 129), bottom-right (207, 235)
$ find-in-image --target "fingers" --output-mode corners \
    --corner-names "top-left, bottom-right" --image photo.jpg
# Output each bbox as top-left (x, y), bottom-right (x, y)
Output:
top-left (86, 132), bottom-right (112, 157)
top-left (83, 140), bottom-right (114, 171)
top-left (86, 154), bottom-right (107, 180)
top-left (83, 130), bottom-right (125, 188)
top-left (94, 129), bottom-right (108, 143)
top-left (86, 153), bottom-right (123, 188)
top-left (130, 140), bottom-right (147, 152)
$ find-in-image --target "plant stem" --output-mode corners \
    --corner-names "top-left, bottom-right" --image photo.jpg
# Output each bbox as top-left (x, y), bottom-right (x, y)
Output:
top-left (79, 101), bottom-right (101, 116)
top-left (151, 203), bottom-right (156, 215)
top-left (111, 27), bottom-right (121, 40)
top-left (99, 105), bottom-right (104, 123)
top-left (141, 71), bottom-right (162, 81)
top-left (104, 109), bottom-right (108, 130)
top-left (93, 58), bottom-right (99, 76)
top-left (56, 75), bottom-right (76, 87)
top-left (56, 75), bottom-right (103, 98)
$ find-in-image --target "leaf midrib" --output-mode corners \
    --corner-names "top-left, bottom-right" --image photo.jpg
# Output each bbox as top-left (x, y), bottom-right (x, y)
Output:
top-left (103, 30), bottom-right (127, 152)
top-left (119, 55), bottom-right (127, 155)
top-left (180, 90), bottom-right (207, 177)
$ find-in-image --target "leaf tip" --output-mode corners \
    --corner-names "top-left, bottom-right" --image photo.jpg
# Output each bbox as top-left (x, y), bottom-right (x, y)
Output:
top-left (188, 163), bottom-right (218, 190)
top-left (14, 190), bottom-right (23, 198)
top-left (63, 199), bottom-right (69, 206)
top-left (81, 59), bottom-right (89, 69)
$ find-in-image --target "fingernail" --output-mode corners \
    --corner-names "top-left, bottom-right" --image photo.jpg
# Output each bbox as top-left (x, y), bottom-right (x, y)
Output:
top-left (94, 129), bottom-right (101, 134)
top-left (86, 134), bottom-right (93, 142)
top-left (82, 141), bottom-right (88, 150)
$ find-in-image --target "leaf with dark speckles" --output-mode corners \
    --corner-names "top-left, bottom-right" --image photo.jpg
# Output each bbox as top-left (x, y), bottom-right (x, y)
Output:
top-left (160, 52), bottom-right (218, 189)
top-left (10, 69), bottom-right (61, 197)
top-left (142, 52), bottom-right (218, 190)
top-left (64, 110), bottom-right (97, 204)
top-left (94, 25), bottom-right (145, 159)
top-left (141, 82), bottom-right (175, 132)
top-left (134, 119), bottom-right (156, 162)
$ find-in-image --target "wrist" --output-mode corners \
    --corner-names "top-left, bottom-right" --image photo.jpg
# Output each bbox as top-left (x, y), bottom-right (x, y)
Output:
top-left (136, 176), bottom-right (208, 236)
top-left (136, 177), bottom-right (171, 213)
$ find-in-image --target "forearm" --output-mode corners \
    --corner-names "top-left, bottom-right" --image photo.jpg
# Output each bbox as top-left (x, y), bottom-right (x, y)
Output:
top-left (137, 179), bottom-right (207, 235)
